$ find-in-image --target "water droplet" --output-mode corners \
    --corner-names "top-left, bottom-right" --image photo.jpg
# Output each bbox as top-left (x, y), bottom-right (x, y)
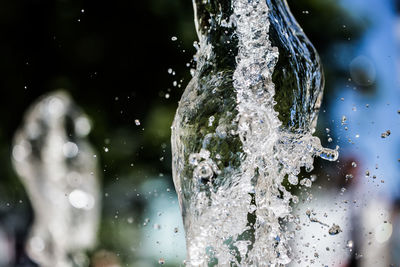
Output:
top-left (12, 142), bottom-right (32, 162)
top-left (318, 147), bottom-right (339, 161)
top-left (75, 116), bottom-right (91, 136)
top-left (375, 222), bottom-right (393, 243)
top-left (310, 174), bottom-right (317, 182)
top-left (328, 224), bottom-right (342, 235)
top-left (171, 36), bottom-right (177, 41)
top-left (135, 119), bottom-right (141, 126)
top-left (63, 142), bottom-right (79, 158)
top-left (381, 130), bottom-right (391, 138)
top-left (341, 115), bottom-right (347, 125)
top-left (68, 189), bottom-right (95, 210)
top-left (346, 240), bottom-right (354, 251)
top-left (158, 258), bottom-right (165, 264)
top-left (48, 97), bottom-right (65, 117)
top-left (351, 161), bottom-right (357, 167)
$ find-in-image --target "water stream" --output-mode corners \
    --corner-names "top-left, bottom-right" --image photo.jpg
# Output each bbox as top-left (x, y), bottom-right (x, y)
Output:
top-left (172, 0), bottom-right (338, 266)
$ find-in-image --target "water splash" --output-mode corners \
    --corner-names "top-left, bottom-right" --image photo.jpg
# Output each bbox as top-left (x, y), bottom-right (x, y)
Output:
top-left (12, 91), bottom-right (100, 267)
top-left (171, 0), bottom-right (338, 266)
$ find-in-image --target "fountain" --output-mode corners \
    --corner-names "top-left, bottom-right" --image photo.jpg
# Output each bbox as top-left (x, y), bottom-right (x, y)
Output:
top-left (11, 91), bottom-right (101, 267)
top-left (171, 0), bottom-right (338, 266)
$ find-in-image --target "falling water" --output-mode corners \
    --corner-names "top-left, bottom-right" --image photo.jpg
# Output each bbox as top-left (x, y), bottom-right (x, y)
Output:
top-left (12, 91), bottom-right (100, 267)
top-left (172, 0), bottom-right (338, 266)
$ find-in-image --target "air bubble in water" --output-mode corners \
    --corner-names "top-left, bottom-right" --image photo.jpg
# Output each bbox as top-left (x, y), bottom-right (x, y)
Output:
top-left (300, 178), bottom-right (312, 187)
top-left (194, 162), bottom-right (214, 181)
top-left (288, 174), bottom-right (299, 185)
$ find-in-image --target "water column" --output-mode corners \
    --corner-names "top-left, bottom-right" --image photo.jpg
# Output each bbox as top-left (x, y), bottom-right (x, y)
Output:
top-left (172, 0), bottom-right (337, 266)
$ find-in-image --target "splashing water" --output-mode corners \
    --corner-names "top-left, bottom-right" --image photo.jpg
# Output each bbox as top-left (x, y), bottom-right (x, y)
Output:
top-left (12, 91), bottom-right (100, 267)
top-left (171, 0), bottom-right (338, 266)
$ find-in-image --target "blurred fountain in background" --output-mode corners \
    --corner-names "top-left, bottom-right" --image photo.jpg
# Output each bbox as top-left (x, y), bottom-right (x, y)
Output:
top-left (11, 90), bottom-right (101, 267)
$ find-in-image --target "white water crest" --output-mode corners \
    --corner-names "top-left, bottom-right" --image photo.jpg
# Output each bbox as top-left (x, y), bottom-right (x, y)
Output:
top-left (172, 0), bottom-right (338, 266)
